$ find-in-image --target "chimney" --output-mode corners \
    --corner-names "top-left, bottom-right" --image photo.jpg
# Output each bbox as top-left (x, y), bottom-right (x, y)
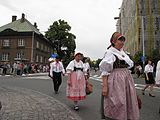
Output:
top-left (12, 15), bottom-right (17, 22)
top-left (34, 22), bottom-right (37, 28)
top-left (21, 13), bottom-right (25, 22)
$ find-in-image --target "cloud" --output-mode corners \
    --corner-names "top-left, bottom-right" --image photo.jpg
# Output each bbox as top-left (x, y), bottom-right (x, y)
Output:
top-left (0, 0), bottom-right (122, 60)
top-left (0, 0), bottom-right (19, 12)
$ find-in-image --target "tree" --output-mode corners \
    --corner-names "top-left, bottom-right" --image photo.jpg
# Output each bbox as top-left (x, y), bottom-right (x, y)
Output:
top-left (45, 19), bottom-right (76, 67)
top-left (152, 49), bottom-right (160, 66)
top-left (133, 51), bottom-right (143, 65)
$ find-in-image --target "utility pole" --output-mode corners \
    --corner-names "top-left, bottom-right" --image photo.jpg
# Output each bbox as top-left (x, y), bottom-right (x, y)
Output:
top-left (141, 16), bottom-right (145, 69)
top-left (114, 13), bottom-right (121, 33)
top-left (119, 13), bottom-right (122, 33)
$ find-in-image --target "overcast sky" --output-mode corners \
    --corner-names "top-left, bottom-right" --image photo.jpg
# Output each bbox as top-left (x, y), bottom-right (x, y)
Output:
top-left (0, 0), bottom-right (122, 60)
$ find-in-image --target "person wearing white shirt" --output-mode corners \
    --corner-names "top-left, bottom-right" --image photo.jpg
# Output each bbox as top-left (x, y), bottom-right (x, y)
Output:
top-left (142, 60), bottom-right (155, 97)
top-left (49, 56), bottom-right (65, 94)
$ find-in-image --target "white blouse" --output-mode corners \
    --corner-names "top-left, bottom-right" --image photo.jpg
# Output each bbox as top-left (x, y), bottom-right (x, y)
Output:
top-left (144, 64), bottom-right (153, 73)
top-left (83, 62), bottom-right (90, 72)
top-left (99, 47), bottom-right (134, 77)
top-left (50, 61), bottom-right (65, 77)
top-left (66, 60), bottom-right (85, 73)
top-left (155, 61), bottom-right (160, 84)
top-left (66, 60), bottom-right (87, 80)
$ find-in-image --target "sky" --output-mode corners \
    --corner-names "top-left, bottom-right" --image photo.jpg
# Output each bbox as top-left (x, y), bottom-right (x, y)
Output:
top-left (0, 0), bottom-right (122, 60)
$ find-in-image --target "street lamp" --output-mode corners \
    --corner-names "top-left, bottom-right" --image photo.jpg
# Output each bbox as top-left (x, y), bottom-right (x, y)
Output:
top-left (141, 16), bottom-right (145, 69)
top-left (114, 14), bottom-right (122, 33)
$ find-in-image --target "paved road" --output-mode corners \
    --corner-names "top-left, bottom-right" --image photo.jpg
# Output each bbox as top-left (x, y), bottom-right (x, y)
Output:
top-left (0, 72), bottom-right (160, 120)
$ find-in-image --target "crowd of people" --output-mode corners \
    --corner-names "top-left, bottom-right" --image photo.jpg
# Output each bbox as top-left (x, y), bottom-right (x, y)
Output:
top-left (0, 62), bottom-right (49, 76)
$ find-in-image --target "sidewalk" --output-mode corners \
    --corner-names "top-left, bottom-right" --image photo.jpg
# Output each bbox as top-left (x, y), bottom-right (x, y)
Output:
top-left (0, 72), bottom-right (48, 77)
top-left (0, 86), bottom-right (81, 120)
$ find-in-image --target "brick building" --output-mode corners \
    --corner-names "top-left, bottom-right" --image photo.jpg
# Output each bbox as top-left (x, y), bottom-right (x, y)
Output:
top-left (0, 13), bottom-right (53, 64)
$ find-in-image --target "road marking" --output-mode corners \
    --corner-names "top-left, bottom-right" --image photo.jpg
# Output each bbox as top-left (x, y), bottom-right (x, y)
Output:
top-left (90, 75), bottom-right (160, 91)
top-left (22, 76), bottom-right (50, 80)
top-left (0, 75), bottom-right (11, 76)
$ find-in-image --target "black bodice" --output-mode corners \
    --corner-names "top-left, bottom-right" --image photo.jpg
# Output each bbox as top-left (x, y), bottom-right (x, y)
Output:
top-left (113, 55), bottom-right (129, 68)
top-left (73, 67), bottom-right (83, 72)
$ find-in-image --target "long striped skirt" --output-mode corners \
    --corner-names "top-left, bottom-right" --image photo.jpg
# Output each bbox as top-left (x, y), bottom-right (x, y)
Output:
top-left (102, 68), bottom-right (139, 120)
top-left (66, 71), bottom-right (86, 101)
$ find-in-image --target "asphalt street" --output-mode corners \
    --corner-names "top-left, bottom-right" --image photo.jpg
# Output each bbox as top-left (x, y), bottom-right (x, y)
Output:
top-left (0, 72), bottom-right (160, 120)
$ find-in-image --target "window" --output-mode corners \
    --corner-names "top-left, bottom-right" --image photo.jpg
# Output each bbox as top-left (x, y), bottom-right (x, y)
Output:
top-left (48, 47), bottom-right (50, 52)
top-left (45, 46), bottom-right (47, 52)
top-left (16, 52), bottom-right (24, 59)
top-left (18, 39), bottom-right (25, 46)
top-left (41, 44), bottom-right (43, 50)
top-left (40, 56), bottom-right (43, 63)
top-left (36, 55), bottom-right (39, 62)
top-left (36, 41), bottom-right (39, 48)
top-left (2, 53), bottom-right (9, 61)
top-left (3, 39), bottom-right (10, 47)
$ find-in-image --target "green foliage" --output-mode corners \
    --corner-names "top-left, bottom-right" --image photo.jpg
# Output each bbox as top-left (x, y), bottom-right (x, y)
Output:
top-left (45, 19), bottom-right (76, 67)
top-left (90, 59), bottom-right (102, 68)
top-left (133, 51), bottom-right (143, 64)
top-left (152, 49), bottom-right (160, 64)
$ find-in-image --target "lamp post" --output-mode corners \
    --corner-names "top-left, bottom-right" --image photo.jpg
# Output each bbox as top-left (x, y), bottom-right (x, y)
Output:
top-left (114, 14), bottom-right (121, 33)
top-left (141, 16), bottom-right (145, 69)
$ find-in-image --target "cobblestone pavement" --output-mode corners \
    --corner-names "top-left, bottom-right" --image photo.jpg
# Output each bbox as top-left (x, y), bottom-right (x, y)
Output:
top-left (0, 86), bottom-right (81, 120)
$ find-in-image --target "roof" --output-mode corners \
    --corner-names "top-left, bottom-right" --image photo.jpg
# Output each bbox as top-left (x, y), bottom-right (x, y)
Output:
top-left (0, 18), bottom-right (41, 35)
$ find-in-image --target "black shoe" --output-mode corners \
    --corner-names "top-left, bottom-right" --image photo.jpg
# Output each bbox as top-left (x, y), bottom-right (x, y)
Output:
top-left (142, 90), bottom-right (145, 95)
top-left (74, 106), bottom-right (79, 111)
top-left (149, 93), bottom-right (155, 97)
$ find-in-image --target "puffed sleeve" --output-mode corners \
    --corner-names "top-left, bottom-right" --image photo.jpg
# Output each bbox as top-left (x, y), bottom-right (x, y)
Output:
top-left (156, 61), bottom-right (160, 71)
top-left (144, 65), bottom-right (149, 73)
top-left (50, 62), bottom-right (53, 77)
top-left (99, 51), bottom-right (116, 76)
top-left (66, 60), bottom-right (74, 73)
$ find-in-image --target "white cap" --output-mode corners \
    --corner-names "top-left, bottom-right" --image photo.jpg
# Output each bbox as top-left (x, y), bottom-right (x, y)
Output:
top-left (48, 58), bottom-right (55, 62)
top-left (74, 51), bottom-right (83, 57)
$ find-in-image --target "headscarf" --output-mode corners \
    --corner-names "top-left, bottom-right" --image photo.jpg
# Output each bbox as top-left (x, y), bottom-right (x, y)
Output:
top-left (107, 32), bottom-right (125, 49)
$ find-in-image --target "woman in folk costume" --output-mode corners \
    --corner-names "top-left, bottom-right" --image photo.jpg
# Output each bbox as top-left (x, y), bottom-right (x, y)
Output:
top-left (66, 52), bottom-right (87, 111)
top-left (142, 60), bottom-right (155, 97)
top-left (99, 32), bottom-right (139, 120)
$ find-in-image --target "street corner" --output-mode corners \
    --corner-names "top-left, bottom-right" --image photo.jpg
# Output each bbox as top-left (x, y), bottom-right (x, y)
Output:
top-left (0, 86), bottom-right (82, 120)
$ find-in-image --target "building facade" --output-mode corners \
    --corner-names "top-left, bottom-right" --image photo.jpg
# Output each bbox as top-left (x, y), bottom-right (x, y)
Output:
top-left (116, 0), bottom-right (160, 57)
top-left (0, 14), bottom-right (53, 64)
